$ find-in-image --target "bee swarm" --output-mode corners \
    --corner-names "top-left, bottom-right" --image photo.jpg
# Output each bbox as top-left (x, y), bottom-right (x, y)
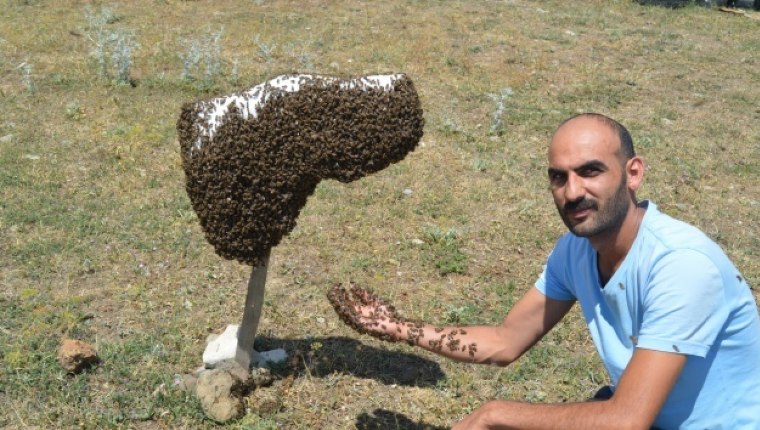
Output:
top-left (177, 73), bottom-right (424, 266)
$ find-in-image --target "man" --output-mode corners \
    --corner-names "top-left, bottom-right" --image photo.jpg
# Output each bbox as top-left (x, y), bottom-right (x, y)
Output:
top-left (331, 113), bottom-right (760, 429)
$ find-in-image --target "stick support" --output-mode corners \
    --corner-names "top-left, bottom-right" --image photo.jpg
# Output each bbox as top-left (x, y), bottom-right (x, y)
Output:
top-left (235, 252), bottom-right (270, 370)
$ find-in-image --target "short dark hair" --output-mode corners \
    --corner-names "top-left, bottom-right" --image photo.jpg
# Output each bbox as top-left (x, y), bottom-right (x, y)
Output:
top-left (559, 113), bottom-right (635, 160)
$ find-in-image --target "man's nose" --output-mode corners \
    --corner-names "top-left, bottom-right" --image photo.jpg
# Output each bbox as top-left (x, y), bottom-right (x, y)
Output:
top-left (564, 174), bottom-right (585, 202)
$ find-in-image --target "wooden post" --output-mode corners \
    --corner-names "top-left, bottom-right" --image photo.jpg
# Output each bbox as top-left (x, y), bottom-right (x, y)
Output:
top-left (235, 252), bottom-right (270, 370)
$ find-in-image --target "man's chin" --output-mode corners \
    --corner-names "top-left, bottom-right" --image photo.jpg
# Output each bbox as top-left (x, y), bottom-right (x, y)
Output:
top-left (568, 221), bottom-right (594, 237)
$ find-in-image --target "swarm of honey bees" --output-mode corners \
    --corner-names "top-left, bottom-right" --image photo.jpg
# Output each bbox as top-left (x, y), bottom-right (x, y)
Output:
top-left (328, 284), bottom-right (478, 358)
top-left (177, 74), bottom-right (424, 266)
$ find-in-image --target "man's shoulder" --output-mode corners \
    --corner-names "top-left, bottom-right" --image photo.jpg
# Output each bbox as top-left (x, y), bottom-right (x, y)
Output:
top-left (642, 203), bottom-right (716, 252)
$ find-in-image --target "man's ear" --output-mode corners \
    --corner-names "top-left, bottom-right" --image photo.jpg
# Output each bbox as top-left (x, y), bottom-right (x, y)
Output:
top-left (626, 156), bottom-right (645, 192)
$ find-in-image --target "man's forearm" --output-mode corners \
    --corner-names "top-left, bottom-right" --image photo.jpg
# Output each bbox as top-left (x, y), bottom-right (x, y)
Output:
top-left (453, 398), bottom-right (647, 430)
top-left (388, 321), bottom-right (520, 366)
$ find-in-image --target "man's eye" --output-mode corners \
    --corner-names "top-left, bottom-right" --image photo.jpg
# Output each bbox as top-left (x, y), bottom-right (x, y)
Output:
top-left (580, 169), bottom-right (600, 177)
top-left (549, 173), bottom-right (566, 186)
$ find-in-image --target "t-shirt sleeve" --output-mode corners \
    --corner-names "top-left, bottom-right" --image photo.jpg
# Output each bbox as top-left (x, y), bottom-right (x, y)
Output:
top-left (637, 249), bottom-right (728, 358)
top-left (534, 239), bottom-right (577, 302)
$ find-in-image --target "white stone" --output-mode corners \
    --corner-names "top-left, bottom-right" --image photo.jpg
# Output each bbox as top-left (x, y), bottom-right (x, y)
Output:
top-left (257, 348), bottom-right (287, 364)
top-left (202, 324), bottom-right (288, 368)
top-left (203, 325), bottom-right (239, 368)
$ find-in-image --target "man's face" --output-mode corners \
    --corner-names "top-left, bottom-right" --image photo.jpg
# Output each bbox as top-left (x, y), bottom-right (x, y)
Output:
top-left (547, 118), bottom-right (631, 238)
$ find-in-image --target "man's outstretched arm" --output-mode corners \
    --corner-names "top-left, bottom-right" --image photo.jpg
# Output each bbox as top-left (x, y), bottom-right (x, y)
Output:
top-left (329, 285), bottom-right (575, 366)
top-left (452, 347), bottom-right (687, 430)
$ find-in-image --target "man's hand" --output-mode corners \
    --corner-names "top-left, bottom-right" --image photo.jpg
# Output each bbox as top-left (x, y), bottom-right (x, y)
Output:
top-left (327, 283), bottom-right (408, 342)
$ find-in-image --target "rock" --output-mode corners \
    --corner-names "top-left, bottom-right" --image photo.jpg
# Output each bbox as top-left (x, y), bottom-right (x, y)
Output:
top-left (57, 339), bottom-right (98, 373)
top-left (0, 134), bottom-right (13, 143)
top-left (250, 367), bottom-right (274, 388)
top-left (214, 359), bottom-right (251, 384)
top-left (257, 348), bottom-right (288, 366)
top-left (173, 373), bottom-right (197, 392)
top-left (196, 368), bottom-right (246, 423)
top-left (247, 386), bottom-right (282, 415)
top-left (203, 325), bottom-right (239, 367)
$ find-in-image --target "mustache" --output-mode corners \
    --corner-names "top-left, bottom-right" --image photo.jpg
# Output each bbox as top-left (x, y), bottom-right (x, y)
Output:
top-left (564, 198), bottom-right (597, 213)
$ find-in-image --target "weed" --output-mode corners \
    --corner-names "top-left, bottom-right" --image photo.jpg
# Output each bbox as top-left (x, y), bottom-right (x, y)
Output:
top-left (441, 115), bottom-right (463, 135)
top-left (84, 6), bottom-right (137, 84)
top-left (65, 100), bottom-right (84, 120)
top-left (17, 61), bottom-right (35, 94)
top-left (422, 225), bottom-right (468, 276)
top-left (253, 34), bottom-right (277, 64)
top-left (488, 87), bottom-right (513, 136)
top-left (230, 57), bottom-right (240, 84)
top-left (443, 303), bottom-right (480, 324)
top-left (111, 30), bottom-right (137, 85)
top-left (179, 28), bottom-right (224, 86)
top-left (472, 158), bottom-right (489, 172)
top-left (85, 6), bottom-right (122, 25)
top-left (285, 42), bottom-right (315, 70)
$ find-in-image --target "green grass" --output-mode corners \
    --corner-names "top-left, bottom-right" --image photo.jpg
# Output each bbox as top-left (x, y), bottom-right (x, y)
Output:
top-left (1, 0), bottom-right (759, 428)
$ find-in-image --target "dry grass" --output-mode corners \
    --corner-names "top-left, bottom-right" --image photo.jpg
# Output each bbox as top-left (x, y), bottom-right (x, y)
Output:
top-left (1, 0), bottom-right (758, 428)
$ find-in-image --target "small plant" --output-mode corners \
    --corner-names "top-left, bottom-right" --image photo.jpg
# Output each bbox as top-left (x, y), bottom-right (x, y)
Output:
top-left (179, 28), bottom-right (224, 85)
top-left (440, 114), bottom-right (462, 135)
top-left (65, 101), bottom-right (85, 121)
top-left (422, 225), bottom-right (468, 276)
top-left (178, 39), bottom-right (201, 80)
top-left (488, 87), bottom-right (513, 136)
top-left (110, 30), bottom-right (137, 85)
top-left (85, 6), bottom-right (121, 25)
top-left (230, 57), bottom-right (240, 84)
top-left (444, 303), bottom-right (480, 324)
top-left (17, 61), bottom-right (35, 94)
top-left (253, 34), bottom-right (276, 64)
top-left (472, 158), bottom-right (488, 172)
top-left (284, 42), bottom-right (314, 70)
top-left (84, 6), bottom-right (137, 85)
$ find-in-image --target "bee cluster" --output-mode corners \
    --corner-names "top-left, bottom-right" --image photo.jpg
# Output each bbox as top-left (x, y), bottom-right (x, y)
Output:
top-left (327, 283), bottom-right (404, 343)
top-left (177, 74), bottom-right (424, 266)
top-left (328, 284), bottom-right (478, 359)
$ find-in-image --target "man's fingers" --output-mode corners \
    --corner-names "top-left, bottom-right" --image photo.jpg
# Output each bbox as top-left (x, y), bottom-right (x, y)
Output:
top-left (327, 283), bottom-right (406, 343)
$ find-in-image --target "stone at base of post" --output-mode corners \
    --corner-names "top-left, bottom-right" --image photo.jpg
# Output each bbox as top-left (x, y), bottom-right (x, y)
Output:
top-left (203, 324), bottom-right (287, 369)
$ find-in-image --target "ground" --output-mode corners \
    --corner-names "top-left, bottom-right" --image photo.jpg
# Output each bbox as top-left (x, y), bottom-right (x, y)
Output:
top-left (1, 0), bottom-right (759, 428)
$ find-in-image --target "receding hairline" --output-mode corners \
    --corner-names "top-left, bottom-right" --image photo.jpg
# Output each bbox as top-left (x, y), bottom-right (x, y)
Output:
top-left (554, 113), bottom-right (635, 161)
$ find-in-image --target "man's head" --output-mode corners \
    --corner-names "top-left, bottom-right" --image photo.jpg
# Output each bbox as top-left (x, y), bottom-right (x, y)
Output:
top-left (548, 113), bottom-right (644, 238)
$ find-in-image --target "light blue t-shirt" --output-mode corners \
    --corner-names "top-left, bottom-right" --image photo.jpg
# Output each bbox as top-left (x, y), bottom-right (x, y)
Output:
top-left (535, 201), bottom-right (760, 429)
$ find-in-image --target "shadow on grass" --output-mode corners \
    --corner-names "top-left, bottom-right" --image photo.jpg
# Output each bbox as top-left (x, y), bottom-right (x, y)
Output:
top-left (254, 335), bottom-right (445, 387)
top-left (355, 408), bottom-right (449, 430)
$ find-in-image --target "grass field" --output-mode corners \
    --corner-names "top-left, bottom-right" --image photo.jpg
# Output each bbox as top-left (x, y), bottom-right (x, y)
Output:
top-left (1, 0), bottom-right (759, 428)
